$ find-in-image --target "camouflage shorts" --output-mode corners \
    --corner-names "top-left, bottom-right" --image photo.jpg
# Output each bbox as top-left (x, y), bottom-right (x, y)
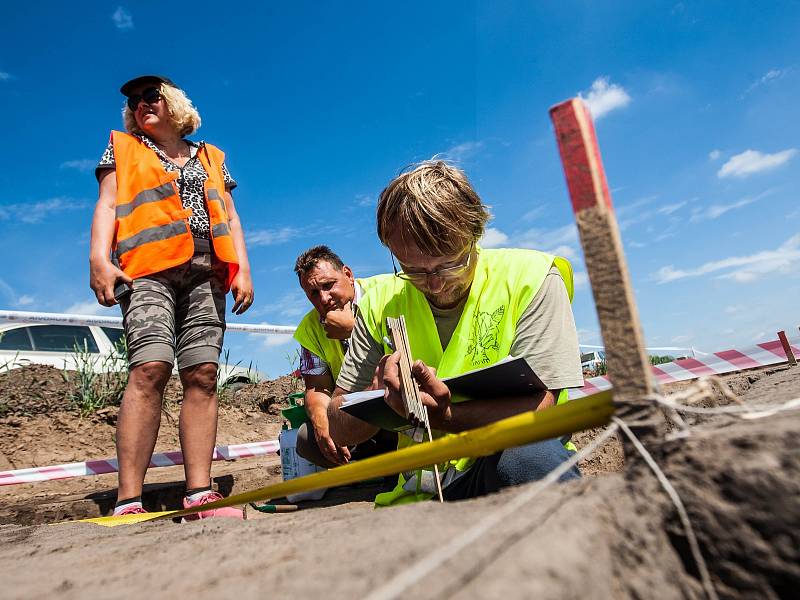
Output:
top-left (120, 253), bottom-right (227, 370)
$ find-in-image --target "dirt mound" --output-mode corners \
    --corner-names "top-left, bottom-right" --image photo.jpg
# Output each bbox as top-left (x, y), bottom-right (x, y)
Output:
top-left (0, 364), bottom-right (300, 419)
top-left (0, 365), bottom-right (75, 417)
top-left (0, 365), bottom-right (797, 598)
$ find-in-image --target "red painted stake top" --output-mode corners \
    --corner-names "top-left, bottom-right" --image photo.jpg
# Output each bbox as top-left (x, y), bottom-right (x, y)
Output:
top-left (549, 98), bottom-right (614, 214)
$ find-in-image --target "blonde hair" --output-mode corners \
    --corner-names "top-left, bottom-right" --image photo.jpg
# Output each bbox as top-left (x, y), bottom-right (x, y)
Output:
top-left (376, 160), bottom-right (491, 256)
top-left (122, 83), bottom-right (202, 137)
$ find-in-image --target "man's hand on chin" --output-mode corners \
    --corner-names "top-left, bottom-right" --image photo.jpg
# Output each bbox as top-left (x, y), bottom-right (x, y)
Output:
top-left (322, 302), bottom-right (355, 340)
top-left (379, 353), bottom-right (452, 428)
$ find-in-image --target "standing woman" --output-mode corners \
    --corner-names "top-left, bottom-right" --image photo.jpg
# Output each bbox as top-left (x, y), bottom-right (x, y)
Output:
top-left (90, 75), bottom-right (254, 519)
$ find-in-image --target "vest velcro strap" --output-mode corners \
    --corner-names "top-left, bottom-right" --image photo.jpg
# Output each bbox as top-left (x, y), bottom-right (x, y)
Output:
top-left (117, 220), bottom-right (190, 256)
top-left (212, 222), bottom-right (230, 238)
top-left (115, 182), bottom-right (176, 218)
top-left (207, 188), bottom-right (223, 201)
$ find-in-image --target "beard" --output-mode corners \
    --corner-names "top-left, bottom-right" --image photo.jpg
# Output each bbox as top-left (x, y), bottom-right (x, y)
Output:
top-left (420, 278), bottom-right (472, 309)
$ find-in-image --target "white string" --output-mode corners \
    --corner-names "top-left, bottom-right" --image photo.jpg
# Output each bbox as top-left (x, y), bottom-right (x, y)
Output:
top-left (653, 395), bottom-right (800, 418)
top-left (612, 417), bottom-right (719, 600)
top-left (362, 424), bottom-right (620, 600)
top-left (646, 375), bottom-right (800, 419)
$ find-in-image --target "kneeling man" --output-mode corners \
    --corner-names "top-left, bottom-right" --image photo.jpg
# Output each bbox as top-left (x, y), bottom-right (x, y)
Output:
top-left (292, 245), bottom-right (394, 466)
top-left (327, 161), bottom-right (584, 505)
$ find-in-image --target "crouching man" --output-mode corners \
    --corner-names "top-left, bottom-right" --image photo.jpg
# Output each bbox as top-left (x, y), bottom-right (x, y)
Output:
top-left (292, 245), bottom-right (395, 467)
top-left (327, 161), bottom-right (584, 505)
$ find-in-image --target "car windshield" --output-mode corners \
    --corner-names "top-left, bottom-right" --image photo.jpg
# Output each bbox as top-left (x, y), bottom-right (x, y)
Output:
top-left (29, 325), bottom-right (99, 353)
top-left (101, 327), bottom-right (126, 349)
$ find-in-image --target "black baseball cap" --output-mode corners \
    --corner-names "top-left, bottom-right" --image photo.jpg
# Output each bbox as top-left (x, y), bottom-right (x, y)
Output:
top-left (120, 75), bottom-right (176, 97)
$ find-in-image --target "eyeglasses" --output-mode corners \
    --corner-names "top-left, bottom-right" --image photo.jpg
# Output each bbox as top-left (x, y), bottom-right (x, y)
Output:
top-left (126, 87), bottom-right (162, 111)
top-left (392, 242), bottom-right (475, 282)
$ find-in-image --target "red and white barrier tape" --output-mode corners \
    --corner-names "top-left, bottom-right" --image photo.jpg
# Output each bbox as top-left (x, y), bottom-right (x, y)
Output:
top-left (569, 338), bottom-right (800, 399)
top-left (0, 310), bottom-right (296, 335)
top-left (0, 440), bottom-right (279, 487)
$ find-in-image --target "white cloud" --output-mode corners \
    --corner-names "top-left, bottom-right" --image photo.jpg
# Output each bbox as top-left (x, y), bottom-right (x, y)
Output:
top-left (0, 197), bottom-right (87, 223)
top-left (65, 300), bottom-right (116, 316)
top-left (708, 149), bottom-right (721, 161)
top-left (578, 77), bottom-right (632, 120)
top-left (480, 227), bottom-right (509, 248)
top-left (355, 193), bottom-right (374, 207)
top-left (744, 68), bottom-right (789, 95)
top-left (573, 271), bottom-right (588, 290)
top-left (548, 244), bottom-right (579, 262)
top-left (440, 141), bottom-right (483, 163)
top-left (658, 200), bottom-right (687, 215)
top-left (0, 279), bottom-right (17, 304)
top-left (515, 223), bottom-right (578, 249)
top-left (671, 335), bottom-right (692, 344)
top-left (251, 291), bottom-right (308, 321)
top-left (653, 233), bottom-right (800, 284)
top-left (724, 305), bottom-right (744, 315)
top-left (0, 71), bottom-right (11, 81)
top-left (260, 334), bottom-right (296, 348)
top-left (17, 295), bottom-right (34, 306)
top-left (61, 159), bottom-right (96, 172)
top-left (690, 189), bottom-right (776, 222)
top-left (717, 149), bottom-right (797, 178)
top-left (247, 226), bottom-right (300, 247)
top-left (576, 328), bottom-right (601, 344)
top-left (112, 7), bottom-right (134, 30)
top-left (522, 206), bottom-right (547, 222)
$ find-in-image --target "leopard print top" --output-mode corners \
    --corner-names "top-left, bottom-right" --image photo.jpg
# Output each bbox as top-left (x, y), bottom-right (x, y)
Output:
top-left (97, 135), bottom-right (237, 239)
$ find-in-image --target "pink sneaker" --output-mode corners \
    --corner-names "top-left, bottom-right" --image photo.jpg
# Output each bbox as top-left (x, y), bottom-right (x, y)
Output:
top-left (116, 505), bottom-right (148, 516)
top-left (182, 491), bottom-right (244, 521)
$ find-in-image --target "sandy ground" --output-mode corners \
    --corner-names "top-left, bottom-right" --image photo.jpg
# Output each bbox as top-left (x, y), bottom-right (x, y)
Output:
top-left (0, 365), bottom-right (798, 599)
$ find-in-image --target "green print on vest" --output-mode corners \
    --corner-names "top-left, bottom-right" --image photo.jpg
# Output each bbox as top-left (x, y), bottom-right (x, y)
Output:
top-left (466, 305), bottom-right (506, 366)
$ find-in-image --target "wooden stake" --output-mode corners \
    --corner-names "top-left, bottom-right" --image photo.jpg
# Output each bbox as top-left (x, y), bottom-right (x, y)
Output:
top-left (549, 99), bottom-right (655, 407)
top-left (777, 330), bottom-right (797, 366)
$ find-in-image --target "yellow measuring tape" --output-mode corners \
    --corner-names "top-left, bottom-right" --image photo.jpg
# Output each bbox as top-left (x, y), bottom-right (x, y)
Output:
top-left (78, 391), bottom-right (614, 527)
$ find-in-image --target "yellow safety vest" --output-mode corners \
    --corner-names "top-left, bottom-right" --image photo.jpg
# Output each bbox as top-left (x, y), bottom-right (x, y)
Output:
top-left (357, 247), bottom-right (574, 506)
top-left (293, 275), bottom-right (394, 381)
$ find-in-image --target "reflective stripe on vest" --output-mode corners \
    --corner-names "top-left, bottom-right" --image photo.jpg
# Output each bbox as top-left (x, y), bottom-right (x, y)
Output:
top-left (206, 188), bottom-right (228, 217)
top-left (359, 248), bottom-right (572, 506)
top-left (212, 222), bottom-right (230, 238)
top-left (115, 182), bottom-right (177, 219)
top-left (293, 275), bottom-right (395, 381)
top-left (117, 220), bottom-right (190, 257)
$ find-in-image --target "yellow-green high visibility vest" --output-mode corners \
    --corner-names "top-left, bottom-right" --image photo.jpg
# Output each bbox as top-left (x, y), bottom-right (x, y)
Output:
top-left (293, 275), bottom-right (394, 381)
top-left (358, 248), bottom-right (574, 506)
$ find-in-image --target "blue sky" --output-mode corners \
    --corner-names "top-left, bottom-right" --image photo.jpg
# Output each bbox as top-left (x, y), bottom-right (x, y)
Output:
top-left (1, 1), bottom-right (798, 377)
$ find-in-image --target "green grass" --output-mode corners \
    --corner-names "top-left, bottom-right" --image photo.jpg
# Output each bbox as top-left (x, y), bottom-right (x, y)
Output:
top-left (64, 337), bottom-right (129, 416)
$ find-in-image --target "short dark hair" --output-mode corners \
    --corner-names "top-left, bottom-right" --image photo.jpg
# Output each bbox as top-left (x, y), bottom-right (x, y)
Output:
top-left (294, 245), bottom-right (345, 277)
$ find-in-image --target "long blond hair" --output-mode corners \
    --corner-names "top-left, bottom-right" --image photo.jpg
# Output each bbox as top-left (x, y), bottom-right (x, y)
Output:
top-left (122, 83), bottom-right (202, 137)
top-left (376, 160), bottom-right (490, 256)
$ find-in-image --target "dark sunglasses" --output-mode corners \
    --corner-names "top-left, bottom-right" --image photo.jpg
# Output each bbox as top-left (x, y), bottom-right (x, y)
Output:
top-left (126, 86), bottom-right (162, 111)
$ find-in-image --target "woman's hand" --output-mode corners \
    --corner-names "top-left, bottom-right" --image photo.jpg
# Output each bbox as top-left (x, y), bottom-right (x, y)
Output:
top-left (90, 258), bottom-right (132, 307)
top-left (230, 269), bottom-right (254, 314)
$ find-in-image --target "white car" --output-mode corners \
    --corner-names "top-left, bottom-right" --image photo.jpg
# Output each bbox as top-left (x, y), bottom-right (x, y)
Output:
top-left (0, 322), bottom-right (261, 388)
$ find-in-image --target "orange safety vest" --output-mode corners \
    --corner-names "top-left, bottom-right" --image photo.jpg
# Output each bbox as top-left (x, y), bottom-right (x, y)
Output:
top-left (110, 131), bottom-right (239, 289)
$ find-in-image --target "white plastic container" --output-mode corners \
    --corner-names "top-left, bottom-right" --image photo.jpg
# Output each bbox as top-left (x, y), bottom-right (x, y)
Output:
top-left (278, 425), bottom-right (327, 502)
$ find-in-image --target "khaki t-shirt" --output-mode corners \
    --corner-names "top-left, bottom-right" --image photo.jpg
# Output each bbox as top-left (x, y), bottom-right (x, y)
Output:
top-left (336, 267), bottom-right (584, 392)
